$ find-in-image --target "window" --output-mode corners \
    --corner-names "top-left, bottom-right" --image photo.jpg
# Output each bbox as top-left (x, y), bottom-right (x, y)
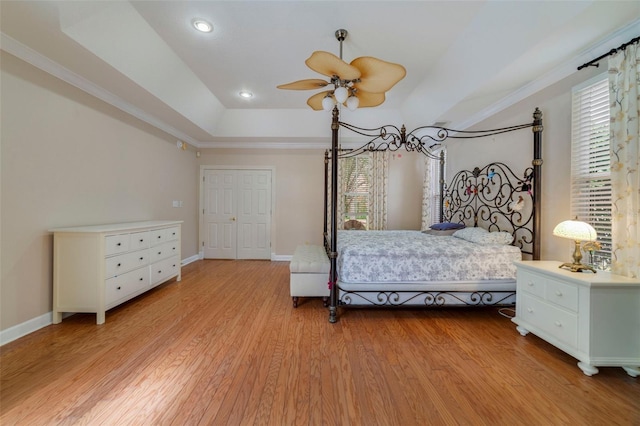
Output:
top-left (570, 74), bottom-right (611, 269)
top-left (342, 155), bottom-right (370, 229)
top-left (429, 149), bottom-right (445, 225)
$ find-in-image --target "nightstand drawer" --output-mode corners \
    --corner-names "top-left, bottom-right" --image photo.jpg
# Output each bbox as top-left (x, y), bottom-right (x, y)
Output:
top-left (520, 293), bottom-right (578, 347)
top-left (545, 279), bottom-right (578, 312)
top-left (517, 269), bottom-right (545, 298)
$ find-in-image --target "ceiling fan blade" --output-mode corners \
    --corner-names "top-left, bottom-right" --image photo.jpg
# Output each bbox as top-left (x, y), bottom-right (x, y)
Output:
top-left (277, 79), bottom-right (329, 90)
top-left (352, 91), bottom-right (386, 108)
top-left (306, 51), bottom-right (361, 80)
top-left (351, 57), bottom-right (406, 93)
top-left (307, 90), bottom-right (332, 111)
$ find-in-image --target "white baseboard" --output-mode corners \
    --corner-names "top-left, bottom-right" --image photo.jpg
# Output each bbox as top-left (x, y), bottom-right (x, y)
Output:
top-left (272, 254), bottom-right (292, 261)
top-left (181, 254), bottom-right (200, 266)
top-left (197, 251), bottom-right (290, 262)
top-left (0, 312), bottom-right (52, 346)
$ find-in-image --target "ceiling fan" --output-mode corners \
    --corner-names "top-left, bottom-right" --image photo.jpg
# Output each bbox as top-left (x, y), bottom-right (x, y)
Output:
top-left (277, 29), bottom-right (406, 111)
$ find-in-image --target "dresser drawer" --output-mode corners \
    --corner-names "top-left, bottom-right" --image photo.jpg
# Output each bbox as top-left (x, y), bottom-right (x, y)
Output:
top-left (150, 256), bottom-right (180, 286)
top-left (545, 279), bottom-right (578, 312)
top-left (517, 269), bottom-right (545, 298)
top-left (149, 240), bottom-right (179, 263)
top-left (105, 234), bottom-right (130, 256)
top-left (105, 267), bottom-right (150, 306)
top-left (105, 249), bottom-right (150, 278)
top-left (129, 231), bottom-right (150, 251)
top-left (520, 293), bottom-right (578, 348)
top-left (166, 226), bottom-right (179, 241)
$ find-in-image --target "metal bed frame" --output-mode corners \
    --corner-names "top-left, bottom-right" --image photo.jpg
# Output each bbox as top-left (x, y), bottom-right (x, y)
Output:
top-left (323, 108), bottom-right (543, 323)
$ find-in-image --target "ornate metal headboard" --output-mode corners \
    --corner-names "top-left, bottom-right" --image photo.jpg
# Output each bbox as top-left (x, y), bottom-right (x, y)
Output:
top-left (442, 162), bottom-right (534, 255)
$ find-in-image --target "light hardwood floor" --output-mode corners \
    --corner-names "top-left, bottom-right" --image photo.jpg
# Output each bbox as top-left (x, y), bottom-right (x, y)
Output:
top-left (1, 259), bottom-right (639, 425)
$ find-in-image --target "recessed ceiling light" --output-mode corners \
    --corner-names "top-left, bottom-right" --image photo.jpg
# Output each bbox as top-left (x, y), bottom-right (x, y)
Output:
top-left (192, 19), bottom-right (212, 33)
top-left (239, 90), bottom-right (253, 99)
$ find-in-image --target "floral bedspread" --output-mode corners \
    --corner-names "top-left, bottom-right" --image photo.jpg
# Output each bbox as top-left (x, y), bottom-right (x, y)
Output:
top-left (336, 230), bottom-right (521, 283)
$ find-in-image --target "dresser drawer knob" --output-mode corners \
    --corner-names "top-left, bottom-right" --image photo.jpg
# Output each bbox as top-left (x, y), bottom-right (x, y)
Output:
top-left (158, 251), bottom-right (162, 255)
top-left (554, 321), bottom-right (562, 328)
top-left (555, 291), bottom-right (563, 297)
top-left (117, 242), bottom-right (121, 246)
top-left (117, 286), bottom-right (121, 290)
top-left (140, 257), bottom-right (144, 261)
top-left (117, 263), bottom-right (121, 267)
top-left (527, 282), bottom-right (534, 287)
top-left (139, 277), bottom-right (143, 281)
top-left (527, 307), bottom-right (533, 313)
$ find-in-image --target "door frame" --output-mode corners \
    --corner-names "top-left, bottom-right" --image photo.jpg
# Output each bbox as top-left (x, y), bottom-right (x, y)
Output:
top-left (199, 165), bottom-right (276, 260)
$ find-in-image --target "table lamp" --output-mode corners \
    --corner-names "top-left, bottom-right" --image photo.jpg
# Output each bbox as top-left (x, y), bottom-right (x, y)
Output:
top-left (552, 218), bottom-right (598, 273)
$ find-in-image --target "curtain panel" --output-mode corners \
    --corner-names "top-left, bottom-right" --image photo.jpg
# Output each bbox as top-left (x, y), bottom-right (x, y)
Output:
top-left (368, 151), bottom-right (389, 230)
top-left (421, 155), bottom-right (433, 231)
top-left (608, 43), bottom-right (640, 278)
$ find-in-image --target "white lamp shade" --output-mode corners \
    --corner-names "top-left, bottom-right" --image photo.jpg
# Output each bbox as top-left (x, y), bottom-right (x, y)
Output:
top-left (553, 219), bottom-right (597, 241)
top-left (346, 95), bottom-right (359, 111)
top-left (321, 95), bottom-right (335, 111)
top-left (334, 86), bottom-right (348, 103)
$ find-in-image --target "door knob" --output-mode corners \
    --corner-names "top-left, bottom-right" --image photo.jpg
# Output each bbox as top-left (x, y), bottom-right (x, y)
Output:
top-left (230, 217), bottom-right (236, 221)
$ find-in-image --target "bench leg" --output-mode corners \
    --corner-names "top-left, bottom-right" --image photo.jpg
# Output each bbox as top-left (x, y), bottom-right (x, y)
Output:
top-left (292, 296), bottom-right (299, 308)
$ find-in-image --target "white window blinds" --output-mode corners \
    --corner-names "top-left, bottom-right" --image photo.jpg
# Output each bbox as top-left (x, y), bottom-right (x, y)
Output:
top-left (430, 150), bottom-right (444, 225)
top-left (570, 75), bottom-right (611, 267)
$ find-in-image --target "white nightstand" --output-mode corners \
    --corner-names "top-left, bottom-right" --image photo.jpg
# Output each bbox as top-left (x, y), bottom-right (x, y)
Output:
top-left (513, 260), bottom-right (640, 377)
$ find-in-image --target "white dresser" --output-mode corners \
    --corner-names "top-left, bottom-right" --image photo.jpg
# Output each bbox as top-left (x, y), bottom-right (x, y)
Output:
top-left (51, 220), bottom-right (182, 324)
top-left (513, 260), bottom-right (640, 377)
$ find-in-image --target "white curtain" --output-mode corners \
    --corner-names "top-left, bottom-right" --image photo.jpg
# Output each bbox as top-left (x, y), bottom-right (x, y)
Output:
top-left (421, 155), bottom-right (433, 231)
top-left (368, 151), bottom-right (389, 230)
top-left (609, 43), bottom-right (640, 279)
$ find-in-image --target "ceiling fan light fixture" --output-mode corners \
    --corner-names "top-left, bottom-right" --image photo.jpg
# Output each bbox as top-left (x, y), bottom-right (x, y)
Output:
top-left (192, 19), bottom-right (213, 33)
top-left (346, 95), bottom-right (359, 111)
top-left (278, 28), bottom-right (405, 110)
top-left (334, 86), bottom-right (348, 104)
top-left (322, 94), bottom-right (335, 111)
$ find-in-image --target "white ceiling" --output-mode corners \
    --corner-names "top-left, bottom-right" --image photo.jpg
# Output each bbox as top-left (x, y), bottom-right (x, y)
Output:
top-left (1, 1), bottom-right (639, 148)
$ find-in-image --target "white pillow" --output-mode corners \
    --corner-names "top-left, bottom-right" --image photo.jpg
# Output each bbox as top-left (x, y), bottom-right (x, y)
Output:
top-left (482, 231), bottom-right (514, 245)
top-left (452, 227), bottom-right (514, 245)
top-left (452, 227), bottom-right (487, 242)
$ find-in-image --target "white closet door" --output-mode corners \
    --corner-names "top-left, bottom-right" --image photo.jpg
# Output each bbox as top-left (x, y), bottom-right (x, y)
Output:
top-left (202, 169), bottom-right (272, 260)
top-left (203, 169), bottom-right (237, 259)
top-left (237, 170), bottom-right (272, 260)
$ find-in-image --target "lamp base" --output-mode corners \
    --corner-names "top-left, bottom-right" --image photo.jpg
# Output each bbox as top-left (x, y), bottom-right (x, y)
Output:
top-left (558, 262), bottom-right (597, 273)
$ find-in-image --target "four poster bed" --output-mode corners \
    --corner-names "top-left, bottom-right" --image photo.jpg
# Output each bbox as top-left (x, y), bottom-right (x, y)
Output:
top-left (323, 108), bottom-right (543, 323)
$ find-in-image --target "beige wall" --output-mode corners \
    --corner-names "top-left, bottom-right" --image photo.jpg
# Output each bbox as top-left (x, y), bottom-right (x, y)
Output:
top-left (1, 52), bottom-right (200, 331)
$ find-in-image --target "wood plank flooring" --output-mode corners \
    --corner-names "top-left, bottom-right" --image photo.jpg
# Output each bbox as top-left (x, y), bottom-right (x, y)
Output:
top-left (1, 259), bottom-right (639, 425)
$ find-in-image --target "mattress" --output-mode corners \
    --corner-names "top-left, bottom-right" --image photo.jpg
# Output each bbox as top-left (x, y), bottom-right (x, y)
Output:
top-left (336, 230), bottom-right (521, 284)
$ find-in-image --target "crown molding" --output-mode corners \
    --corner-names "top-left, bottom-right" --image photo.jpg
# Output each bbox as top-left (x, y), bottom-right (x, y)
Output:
top-left (450, 19), bottom-right (640, 130)
top-left (1, 32), bottom-right (201, 147)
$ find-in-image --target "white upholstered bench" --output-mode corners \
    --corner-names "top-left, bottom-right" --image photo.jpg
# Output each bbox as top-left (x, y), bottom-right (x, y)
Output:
top-left (289, 245), bottom-right (330, 308)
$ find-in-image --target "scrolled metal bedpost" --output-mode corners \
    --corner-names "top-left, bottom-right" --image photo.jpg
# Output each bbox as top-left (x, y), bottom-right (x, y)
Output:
top-left (323, 150), bottom-right (329, 248)
top-left (439, 150), bottom-right (445, 223)
top-left (532, 108), bottom-right (543, 260)
top-left (329, 106), bottom-right (340, 323)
